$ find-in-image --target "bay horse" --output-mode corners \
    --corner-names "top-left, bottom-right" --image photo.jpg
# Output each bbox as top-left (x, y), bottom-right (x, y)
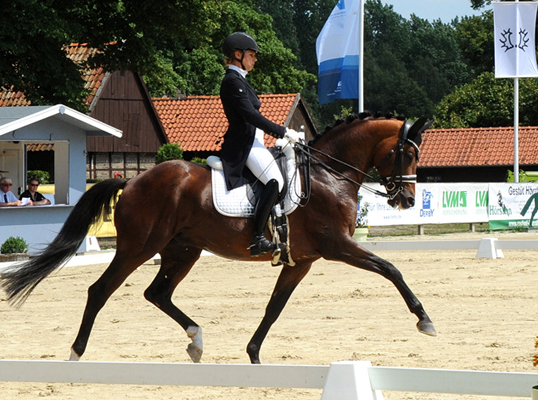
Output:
top-left (0, 113), bottom-right (436, 364)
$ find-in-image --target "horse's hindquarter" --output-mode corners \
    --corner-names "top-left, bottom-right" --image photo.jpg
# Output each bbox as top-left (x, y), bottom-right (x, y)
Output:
top-left (114, 161), bottom-right (258, 260)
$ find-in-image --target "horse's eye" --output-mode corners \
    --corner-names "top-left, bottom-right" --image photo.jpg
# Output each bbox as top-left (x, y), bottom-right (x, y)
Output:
top-left (406, 151), bottom-right (415, 160)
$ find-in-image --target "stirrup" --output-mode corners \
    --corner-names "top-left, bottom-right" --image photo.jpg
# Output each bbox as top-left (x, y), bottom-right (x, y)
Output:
top-left (249, 236), bottom-right (277, 257)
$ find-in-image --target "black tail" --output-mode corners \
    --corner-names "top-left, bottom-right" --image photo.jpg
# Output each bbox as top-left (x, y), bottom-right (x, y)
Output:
top-left (0, 179), bottom-right (127, 307)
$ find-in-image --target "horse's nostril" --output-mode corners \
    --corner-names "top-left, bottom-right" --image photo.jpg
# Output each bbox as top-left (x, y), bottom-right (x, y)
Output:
top-left (408, 197), bottom-right (415, 207)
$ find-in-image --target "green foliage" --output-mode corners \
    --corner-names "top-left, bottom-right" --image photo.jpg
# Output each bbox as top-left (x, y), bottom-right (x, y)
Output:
top-left (434, 72), bottom-right (538, 128)
top-left (156, 143), bottom-right (184, 164)
top-left (1, 0), bottom-right (314, 104)
top-left (27, 170), bottom-right (50, 185)
top-left (454, 11), bottom-right (494, 77)
top-left (190, 157), bottom-right (207, 166)
top-left (0, 0), bottom-right (90, 110)
top-left (1, 236), bottom-right (28, 254)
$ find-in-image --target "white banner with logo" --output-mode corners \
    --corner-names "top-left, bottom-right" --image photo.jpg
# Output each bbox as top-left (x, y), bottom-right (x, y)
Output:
top-left (488, 182), bottom-right (538, 229)
top-left (359, 183), bottom-right (489, 226)
top-left (494, 1), bottom-right (538, 78)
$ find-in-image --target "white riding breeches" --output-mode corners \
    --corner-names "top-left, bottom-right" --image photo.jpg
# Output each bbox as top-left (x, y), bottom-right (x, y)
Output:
top-left (246, 128), bottom-right (284, 192)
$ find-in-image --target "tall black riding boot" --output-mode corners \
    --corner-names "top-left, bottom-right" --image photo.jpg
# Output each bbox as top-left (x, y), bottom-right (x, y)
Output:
top-left (250, 179), bottom-right (279, 257)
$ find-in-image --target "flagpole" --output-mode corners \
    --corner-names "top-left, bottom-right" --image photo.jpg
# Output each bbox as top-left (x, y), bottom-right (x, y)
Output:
top-left (514, 0), bottom-right (519, 183)
top-left (514, 77), bottom-right (519, 182)
top-left (358, 0), bottom-right (364, 112)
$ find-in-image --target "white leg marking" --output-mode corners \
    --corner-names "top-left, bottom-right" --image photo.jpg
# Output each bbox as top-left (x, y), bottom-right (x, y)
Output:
top-left (69, 348), bottom-right (81, 361)
top-left (186, 326), bottom-right (203, 363)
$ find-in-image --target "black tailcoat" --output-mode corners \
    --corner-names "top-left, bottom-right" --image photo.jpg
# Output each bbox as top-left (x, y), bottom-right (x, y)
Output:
top-left (219, 69), bottom-right (285, 190)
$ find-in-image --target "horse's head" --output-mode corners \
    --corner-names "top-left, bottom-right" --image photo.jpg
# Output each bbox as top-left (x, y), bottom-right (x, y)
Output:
top-left (373, 117), bottom-right (433, 209)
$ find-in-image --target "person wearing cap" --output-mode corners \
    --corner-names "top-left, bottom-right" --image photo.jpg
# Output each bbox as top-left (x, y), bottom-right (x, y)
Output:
top-left (220, 32), bottom-right (300, 257)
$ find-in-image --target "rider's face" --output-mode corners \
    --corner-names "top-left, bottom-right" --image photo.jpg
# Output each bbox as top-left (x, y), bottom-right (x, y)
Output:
top-left (236, 50), bottom-right (257, 71)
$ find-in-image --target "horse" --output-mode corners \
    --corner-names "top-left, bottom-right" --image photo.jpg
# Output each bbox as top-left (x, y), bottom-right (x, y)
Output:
top-left (0, 113), bottom-right (436, 364)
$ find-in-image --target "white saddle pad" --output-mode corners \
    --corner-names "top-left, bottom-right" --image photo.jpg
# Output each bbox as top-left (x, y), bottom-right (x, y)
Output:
top-left (211, 158), bottom-right (302, 218)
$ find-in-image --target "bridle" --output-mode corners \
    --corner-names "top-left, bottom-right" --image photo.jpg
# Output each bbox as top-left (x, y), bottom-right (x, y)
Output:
top-left (374, 120), bottom-right (421, 200)
top-left (292, 120), bottom-right (421, 203)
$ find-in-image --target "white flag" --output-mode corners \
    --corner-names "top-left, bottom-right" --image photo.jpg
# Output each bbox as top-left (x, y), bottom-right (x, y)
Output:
top-left (316, 0), bottom-right (362, 104)
top-left (494, 2), bottom-right (538, 78)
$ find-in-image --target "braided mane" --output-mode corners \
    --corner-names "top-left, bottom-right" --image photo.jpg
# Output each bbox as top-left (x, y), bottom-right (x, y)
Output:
top-left (309, 111), bottom-right (406, 145)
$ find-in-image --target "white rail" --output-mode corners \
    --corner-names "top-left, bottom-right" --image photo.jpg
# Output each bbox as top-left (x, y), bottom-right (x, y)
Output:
top-left (0, 360), bottom-right (536, 399)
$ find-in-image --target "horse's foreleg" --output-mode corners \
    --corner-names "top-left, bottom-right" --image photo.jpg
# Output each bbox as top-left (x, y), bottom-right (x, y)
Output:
top-left (326, 240), bottom-right (436, 337)
top-left (70, 254), bottom-right (145, 360)
top-left (247, 263), bottom-right (312, 364)
top-left (144, 247), bottom-right (202, 362)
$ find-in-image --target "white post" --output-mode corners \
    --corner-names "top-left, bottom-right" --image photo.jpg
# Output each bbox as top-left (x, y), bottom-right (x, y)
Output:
top-left (514, 0), bottom-right (519, 182)
top-left (514, 77), bottom-right (519, 182)
top-left (321, 361), bottom-right (384, 400)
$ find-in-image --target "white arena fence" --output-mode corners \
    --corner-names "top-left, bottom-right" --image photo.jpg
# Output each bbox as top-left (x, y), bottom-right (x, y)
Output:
top-left (0, 359), bottom-right (537, 399)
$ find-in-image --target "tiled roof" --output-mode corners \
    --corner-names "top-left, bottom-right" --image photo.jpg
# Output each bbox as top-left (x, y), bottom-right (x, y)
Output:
top-left (26, 143), bottom-right (54, 151)
top-left (420, 126), bottom-right (538, 167)
top-left (0, 43), bottom-right (105, 107)
top-left (0, 89), bottom-right (31, 107)
top-left (152, 94), bottom-right (298, 152)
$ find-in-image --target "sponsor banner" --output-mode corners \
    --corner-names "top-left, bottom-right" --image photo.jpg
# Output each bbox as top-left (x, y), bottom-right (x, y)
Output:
top-left (360, 183), bottom-right (418, 226)
top-left (436, 183), bottom-right (489, 224)
top-left (360, 183), bottom-right (489, 226)
top-left (488, 182), bottom-right (538, 229)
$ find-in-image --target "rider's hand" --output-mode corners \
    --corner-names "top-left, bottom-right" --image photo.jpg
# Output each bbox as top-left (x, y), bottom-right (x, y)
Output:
top-left (284, 128), bottom-right (300, 144)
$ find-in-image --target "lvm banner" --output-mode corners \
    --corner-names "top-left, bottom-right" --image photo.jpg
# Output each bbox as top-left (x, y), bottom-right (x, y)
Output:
top-left (488, 182), bottom-right (538, 229)
top-left (359, 183), bottom-right (491, 227)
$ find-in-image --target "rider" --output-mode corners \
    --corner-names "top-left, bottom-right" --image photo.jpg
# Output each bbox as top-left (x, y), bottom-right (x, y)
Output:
top-left (219, 32), bottom-right (300, 257)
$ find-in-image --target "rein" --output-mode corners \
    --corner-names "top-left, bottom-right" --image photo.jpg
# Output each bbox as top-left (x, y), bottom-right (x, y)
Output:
top-left (292, 120), bottom-right (420, 202)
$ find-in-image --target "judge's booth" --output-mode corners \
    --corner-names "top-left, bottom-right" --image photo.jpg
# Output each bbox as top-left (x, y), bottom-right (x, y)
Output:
top-left (0, 105), bottom-right (121, 254)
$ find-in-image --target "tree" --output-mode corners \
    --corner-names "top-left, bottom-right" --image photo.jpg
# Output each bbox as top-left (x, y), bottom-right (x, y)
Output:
top-left (434, 72), bottom-right (538, 128)
top-left (0, 0), bottom-right (313, 108)
top-left (0, 0), bottom-right (90, 110)
top-left (360, 0), bottom-right (472, 119)
top-left (454, 11), bottom-right (494, 77)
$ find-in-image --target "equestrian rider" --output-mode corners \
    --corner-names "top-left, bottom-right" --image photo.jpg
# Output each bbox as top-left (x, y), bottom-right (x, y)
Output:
top-left (219, 32), bottom-right (300, 257)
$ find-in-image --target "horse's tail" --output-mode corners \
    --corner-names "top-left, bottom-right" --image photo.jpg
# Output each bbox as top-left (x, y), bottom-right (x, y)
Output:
top-left (0, 179), bottom-right (127, 308)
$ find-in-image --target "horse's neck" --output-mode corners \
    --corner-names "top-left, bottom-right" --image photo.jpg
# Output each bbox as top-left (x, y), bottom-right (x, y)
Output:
top-left (312, 126), bottom-right (378, 182)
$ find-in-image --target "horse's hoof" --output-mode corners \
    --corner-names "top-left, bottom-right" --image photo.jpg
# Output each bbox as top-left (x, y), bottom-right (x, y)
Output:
top-left (186, 343), bottom-right (203, 363)
top-left (417, 320), bottom-right (437, 337)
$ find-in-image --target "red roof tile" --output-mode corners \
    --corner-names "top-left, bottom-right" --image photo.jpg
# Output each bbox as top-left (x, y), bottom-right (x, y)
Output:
top-left (152, 94), bottom-right (298, 152)
top-left (420, 126), bottom-right (538, 167)
top-left (26, 143), bottom-right (54, 151)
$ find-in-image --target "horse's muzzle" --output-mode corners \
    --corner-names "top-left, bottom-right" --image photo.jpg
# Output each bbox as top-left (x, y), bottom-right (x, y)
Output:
top-left (388, 188), bottom-right (415, 209)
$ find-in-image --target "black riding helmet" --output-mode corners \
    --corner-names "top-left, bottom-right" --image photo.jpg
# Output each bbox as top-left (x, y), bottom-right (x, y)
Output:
top-left (222, 32), bottom-right (259, 70)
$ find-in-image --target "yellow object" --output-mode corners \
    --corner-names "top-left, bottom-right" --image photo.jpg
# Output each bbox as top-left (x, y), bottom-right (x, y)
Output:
top-left (39, 183), bottom-right (118, 238)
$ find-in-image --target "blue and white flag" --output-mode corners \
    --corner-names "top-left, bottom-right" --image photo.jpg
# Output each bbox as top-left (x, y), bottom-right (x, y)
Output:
top-left (494, 1), bottom-right (538, 78)
top-left (316, 0), bottom-right (362, 104)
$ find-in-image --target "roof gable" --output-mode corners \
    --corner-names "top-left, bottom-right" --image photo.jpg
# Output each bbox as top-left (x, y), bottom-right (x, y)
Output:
top-left (0, 105), bottom-right (121, 138)
top-left (152, 94), bottom-right (299, 152)
top-left (420, 126), bottom-right (538, 167)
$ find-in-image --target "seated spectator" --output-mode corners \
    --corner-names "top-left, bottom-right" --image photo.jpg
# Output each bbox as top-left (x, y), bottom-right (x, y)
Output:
top-left (20, 178), bottom-right (51, 206)
top-left (0, 177), bottom-right (23, 207)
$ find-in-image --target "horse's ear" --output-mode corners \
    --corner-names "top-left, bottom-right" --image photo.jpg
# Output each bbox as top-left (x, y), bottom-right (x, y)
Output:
top-left (408, 118), bottom-right (434, 146)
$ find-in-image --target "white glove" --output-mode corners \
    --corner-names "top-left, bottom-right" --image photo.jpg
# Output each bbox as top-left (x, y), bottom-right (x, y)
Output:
top-left (284, 128), bottom-right (300, 144)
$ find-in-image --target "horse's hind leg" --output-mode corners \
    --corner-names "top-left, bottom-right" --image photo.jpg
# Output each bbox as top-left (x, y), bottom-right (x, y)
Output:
top-left (247, 263), bottom-right (312, 364)
top-left (70, 253), bottom-right (148, 360)
top-left (143, 246), bottom-right (203, 362)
